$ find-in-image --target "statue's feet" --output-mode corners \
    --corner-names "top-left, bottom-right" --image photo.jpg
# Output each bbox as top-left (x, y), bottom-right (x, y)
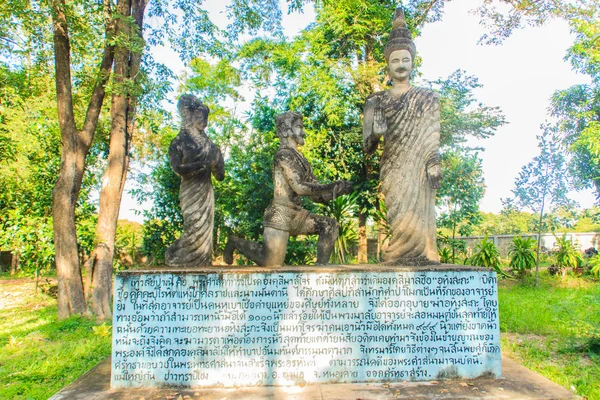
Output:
top-left (223, 236), bottom-right (236, 265)
top-left (313, 262), bottom-right (329, 266)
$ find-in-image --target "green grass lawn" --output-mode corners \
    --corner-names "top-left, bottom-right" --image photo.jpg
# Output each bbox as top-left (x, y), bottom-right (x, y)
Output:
top-left (499, 272), bottom-right (600, 400)
top-left (0, 278), bottom-right (111, 400)
top-left (0, 272), bottom-right (598, 399)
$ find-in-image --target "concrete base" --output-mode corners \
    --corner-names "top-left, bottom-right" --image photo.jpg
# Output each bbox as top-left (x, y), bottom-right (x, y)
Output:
top-left (50, 356), bottom-right (574, 400)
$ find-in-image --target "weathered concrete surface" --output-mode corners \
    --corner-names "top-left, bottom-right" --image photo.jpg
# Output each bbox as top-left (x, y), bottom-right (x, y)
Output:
top-left (118, 264), bottom-right (488, 275)
top-left (50, 356), bottom-right (575, 400)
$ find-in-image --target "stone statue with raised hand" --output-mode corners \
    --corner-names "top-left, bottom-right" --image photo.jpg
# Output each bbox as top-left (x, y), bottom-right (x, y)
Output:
top-left (165, 95), bottom-right (225, 267)
top-left (363, 8), bottom-right (442, 265)
top-left (224, 112), bottom-right (353, 267)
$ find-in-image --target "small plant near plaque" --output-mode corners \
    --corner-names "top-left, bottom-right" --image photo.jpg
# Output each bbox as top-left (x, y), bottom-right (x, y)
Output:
top-left (438, 246), bottom-right (453, 263)
top-left (508, 235), bottom-right (536, 278)
top-left (436, 234), bottom-right (467, 264)
top-left (469, 235), bottom-right (509, 277)
top-left (92, 323), bottom-right (112, 338)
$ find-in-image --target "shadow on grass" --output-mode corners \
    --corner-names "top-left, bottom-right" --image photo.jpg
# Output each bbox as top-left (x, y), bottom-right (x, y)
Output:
top-left (0, 283), bottom-right (111, 400)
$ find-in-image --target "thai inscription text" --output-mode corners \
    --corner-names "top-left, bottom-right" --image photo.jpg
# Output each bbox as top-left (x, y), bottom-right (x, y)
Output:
top-left (111, 270), bottom-right (501, 388)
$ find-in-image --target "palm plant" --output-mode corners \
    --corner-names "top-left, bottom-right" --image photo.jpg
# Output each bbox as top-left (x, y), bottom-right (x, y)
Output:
top-left (438, 246), bottom-right (453, 263)
top-left (589, 254), bottom-right (600, 278)
top-left (508, 235), bottom-right (536, 278)
top-left (320, 193), bottom-right (358, 264)
top-left (469, 235), bottom-right (508, 276)
top-left (553, 233), bottom-right (583, 277)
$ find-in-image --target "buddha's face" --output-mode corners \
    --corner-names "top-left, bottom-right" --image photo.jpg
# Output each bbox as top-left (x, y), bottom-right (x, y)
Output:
top-left (289, 119), bottom-right (305, 146)
top-left (388, 49), bottom-right (412, 82)
top-left (189, 110), bottom-right (208, 131)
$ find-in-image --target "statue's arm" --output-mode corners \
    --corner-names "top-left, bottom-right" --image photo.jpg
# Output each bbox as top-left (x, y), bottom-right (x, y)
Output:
top-left (168, 139), bottom-right (210, 177)
top-left (210, 143), bottom-right (225, 181)
top-left (309, 180), bottom-right (353, 203)
top-left (363, 96), bottom-right (385, 154)
top-left (426, 98), bottom-right (442, 190)
top-left (277, 151), bottom-right (337, 197)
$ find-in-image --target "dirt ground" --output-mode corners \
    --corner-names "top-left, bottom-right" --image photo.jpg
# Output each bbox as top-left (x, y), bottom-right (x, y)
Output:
top-left (0, 277), bottom-right (57, 310)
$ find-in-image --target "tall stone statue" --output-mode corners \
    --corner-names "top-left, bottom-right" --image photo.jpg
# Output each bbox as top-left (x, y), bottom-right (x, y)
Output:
top-left (224, 112), bottom-right (352, 267)
top-left (363, 8), bottom-right (441, 264)
top-left (165, 95), bottom-right (225, 267)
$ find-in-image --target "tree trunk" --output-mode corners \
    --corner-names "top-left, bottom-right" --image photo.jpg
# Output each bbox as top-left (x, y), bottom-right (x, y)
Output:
top-left (358, 212), bottom-right (368, 263)
top-left (50, 0), bottom-right (114, 319)
top-left (90, 0), bottom-right (147, 319)
top-left (53, 150), bottom-right (88, 318)
top-left (535, 200), bottom-right (545, 287)
top-left (535, 165), bottom-right (549, 287)
top-left (50, 0), bottom-right (88, 318)
top-left (10, 252), bottom-right (19, 275)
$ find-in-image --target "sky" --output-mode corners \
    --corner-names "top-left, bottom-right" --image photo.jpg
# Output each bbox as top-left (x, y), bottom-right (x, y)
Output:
top-left (118, 0), bottom-right (597, 222)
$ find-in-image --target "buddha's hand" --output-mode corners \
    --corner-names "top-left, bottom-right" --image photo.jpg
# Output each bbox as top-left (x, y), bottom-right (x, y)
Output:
top-left (427, 163), bottom-right (442, 189)
top-left (373, 108), bottom-right (387, 137)
top-left (332, 180), bottom-right (353, 199)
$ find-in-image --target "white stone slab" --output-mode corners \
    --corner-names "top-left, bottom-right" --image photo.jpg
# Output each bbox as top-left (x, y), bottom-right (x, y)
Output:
top-left (111, 269), bottom-right (501, 388)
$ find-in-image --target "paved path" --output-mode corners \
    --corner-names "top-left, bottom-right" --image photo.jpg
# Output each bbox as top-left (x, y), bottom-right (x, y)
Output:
top-left (50, 356), bottom-right (575, 400)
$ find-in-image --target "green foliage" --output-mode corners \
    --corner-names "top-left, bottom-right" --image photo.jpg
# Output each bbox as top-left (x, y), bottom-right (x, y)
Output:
top-left (438, 246), bottom-right (453, 264)
top-left (437, 233), bottom-right (467, 264)
top-left (469, 235), bottom-right (508, 277)
top-left (0, 211), bottom-right (96, 275)
top-left (477, 0), bottom-right (600, 200)
top-left (284, 236), bottom-right (317, 266)
top-left (320, 193), bottom-right (359, 264)
top-left (474, 0), bottom-right (599, 45)
top-left (216, 98), bottom-right (279, 242)
top-left (134, 157), bottom-right (182, 264)
top-left (551, 81), bottom-right (600, 199)
top-left (589, 254), bottom-right (600, 277)
top-left (114, 221), bottom-right (144, 270)
top-left (475, 207), bottom-right (537, 235)
top-left (508, 235), bottom-right (537, 276)
top-left (553, 233), bottom-right (584, 272)
top-left (91, 323), bottom-right (112, 338)
top-left (510, 127), bottom-right (574, 219)
top-left (0, 213), bottom-right (55, 274)
top-left (434, 70), bottom-right (506, 150)
top-left (437, 149), bottom-right (485, 242)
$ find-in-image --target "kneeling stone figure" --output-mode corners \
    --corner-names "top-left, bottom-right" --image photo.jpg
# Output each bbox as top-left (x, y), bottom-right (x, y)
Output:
top-left (224, 112), bottom-right (352, 266)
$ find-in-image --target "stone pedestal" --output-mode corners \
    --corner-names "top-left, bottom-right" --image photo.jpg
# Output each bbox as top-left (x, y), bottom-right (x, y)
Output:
top-left (111, 265), bottom-right (501, 389)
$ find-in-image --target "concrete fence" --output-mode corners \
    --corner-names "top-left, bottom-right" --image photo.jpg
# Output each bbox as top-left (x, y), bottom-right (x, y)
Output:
top-left (455, 232), bottom-right (600, 258)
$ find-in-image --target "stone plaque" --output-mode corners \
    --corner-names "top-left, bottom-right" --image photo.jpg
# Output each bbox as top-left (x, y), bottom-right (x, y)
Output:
top-left (111, 268), bottom-right (501, 388)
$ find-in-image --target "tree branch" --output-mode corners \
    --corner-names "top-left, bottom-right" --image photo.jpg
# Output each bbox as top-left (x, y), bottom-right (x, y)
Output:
top-left (49, 0), bottom-right (77, 142)
top-left (81, 0), bottom-right (115, 148)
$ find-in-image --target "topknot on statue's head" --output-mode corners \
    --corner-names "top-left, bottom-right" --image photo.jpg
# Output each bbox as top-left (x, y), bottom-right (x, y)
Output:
top-left (275, 111), bottom-right (303, 138)
top-left (178, 94), bottom-right (210, 123)
top-left (384, 8), bottom-right (416, 63)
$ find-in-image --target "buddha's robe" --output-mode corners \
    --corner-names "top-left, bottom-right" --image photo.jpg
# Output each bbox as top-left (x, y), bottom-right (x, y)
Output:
top-left (364, 86), bottom-right (440, 263)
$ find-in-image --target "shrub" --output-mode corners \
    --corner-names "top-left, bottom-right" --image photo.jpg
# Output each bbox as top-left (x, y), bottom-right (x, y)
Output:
top-left (469, 235), bottom-right (508, 278)
top-left (589, 254), bottom-right (600, 278)
top-left (584, 247), bottom-right (598, 258)
top-left (437, 233), bottom-right (467, 264)
top-left (438, 246), bottom-right (453, 263)
top-left (508, 235), bottom-right (537, 277)
top-left (553, 233), bottom-right (583, 276)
